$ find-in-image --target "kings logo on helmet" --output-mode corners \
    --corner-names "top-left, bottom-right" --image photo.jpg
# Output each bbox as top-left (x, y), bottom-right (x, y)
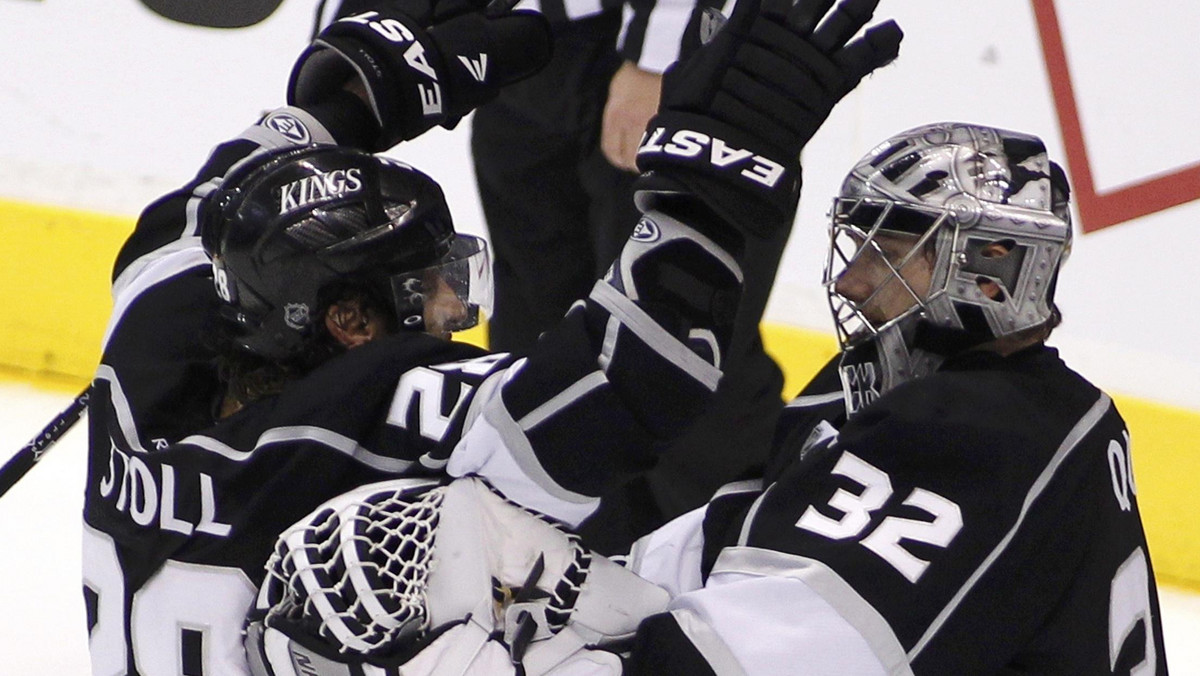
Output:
top-left (278, 168), bottom-right (365, 214)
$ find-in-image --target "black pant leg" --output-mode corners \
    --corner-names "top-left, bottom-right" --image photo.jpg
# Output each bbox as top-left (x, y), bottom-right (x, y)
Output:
top-left (471, 14), bottom-right (627, 352)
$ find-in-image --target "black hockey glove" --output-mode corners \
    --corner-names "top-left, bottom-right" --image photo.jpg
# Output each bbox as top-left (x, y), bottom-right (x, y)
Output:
top-left (290, 0), bottom-right (551, 150)
top-left (635, 0), bottom-right (903, 238)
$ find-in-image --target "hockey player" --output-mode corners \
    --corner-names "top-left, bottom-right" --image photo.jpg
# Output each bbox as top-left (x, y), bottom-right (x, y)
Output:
top-left (82, 0), bottom-right (903, 674)
top-left (245, 51), bottom-right (1170, 676)
top-left (82, 3), bottom-right (555, 674)
top-left (610, 123), bottom-right (1170, 674)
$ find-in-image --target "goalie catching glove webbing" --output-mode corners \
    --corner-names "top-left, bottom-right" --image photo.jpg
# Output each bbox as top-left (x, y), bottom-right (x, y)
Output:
top-left (635, 0), bottom-right (902, 239)
top-left (290, 0), bottom-right (552, 150)
top-left (246, 477), bottom-right (668, 676)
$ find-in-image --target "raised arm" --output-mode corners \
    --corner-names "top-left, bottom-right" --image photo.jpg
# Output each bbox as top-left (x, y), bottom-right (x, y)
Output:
top-left (447, 0), bottom-right (902, 525)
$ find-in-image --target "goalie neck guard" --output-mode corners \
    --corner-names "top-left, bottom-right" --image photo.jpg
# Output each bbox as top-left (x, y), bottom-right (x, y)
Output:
top-left (201, 145), bottom-right (491, 361)
top-left (823, 122), bottom-right (1073, 413)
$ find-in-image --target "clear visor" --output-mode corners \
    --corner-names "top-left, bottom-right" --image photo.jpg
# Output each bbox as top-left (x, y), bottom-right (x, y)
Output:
top-left (390, 235), bottom-right (493, 335)
top-left (823, 198), bottom-right (944, 348)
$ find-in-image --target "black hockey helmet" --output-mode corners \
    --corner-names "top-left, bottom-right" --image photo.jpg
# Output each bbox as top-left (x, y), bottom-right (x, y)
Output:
top-left (201, 145), bottom-right (491, 361)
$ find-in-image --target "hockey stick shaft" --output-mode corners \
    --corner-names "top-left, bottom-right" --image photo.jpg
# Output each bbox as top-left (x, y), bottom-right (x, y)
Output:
top-left (0, 386), bottom-right (91, 499)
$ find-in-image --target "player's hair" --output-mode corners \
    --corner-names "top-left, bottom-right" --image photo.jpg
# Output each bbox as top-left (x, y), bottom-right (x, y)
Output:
top-left (212, 277), bottom-right (392, 407)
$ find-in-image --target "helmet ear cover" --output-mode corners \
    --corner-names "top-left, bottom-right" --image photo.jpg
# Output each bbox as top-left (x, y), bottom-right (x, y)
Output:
top-left (201, 145), bottom-right (466, 361)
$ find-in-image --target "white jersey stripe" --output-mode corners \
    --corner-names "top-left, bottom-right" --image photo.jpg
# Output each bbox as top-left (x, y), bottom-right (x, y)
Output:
top-left (93, 365), bottom-right (153, 454)
top-left (590, 281), bottom-right (723, 391)
top-left (104, 244), bottom-right (210, 351)
top-left (518, 370), bottom-right (609, 431)
top-left (710, 546), bottom-right (913, 675)
top-left (669, 607), bottom-right (750, 676)
top-left (787, 390), bottom-right (844, 408)
top-left (177, 426), bottom-right (415, 474)
top-left (908, 392), bottom-right (1114, 660)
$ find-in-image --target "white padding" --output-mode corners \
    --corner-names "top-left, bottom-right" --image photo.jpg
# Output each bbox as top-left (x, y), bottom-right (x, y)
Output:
top-left (422, 484), bottom-right (494, 630)
top-left (669, 572), bottom-right (891, 675)
top-left (570, 555), bottom-right (669, 643)
top-left (446, 478), bottom-right (578, 588)
top-left (626, 505), bottom-right (708, 597)
top-left (522, 630), bottom-right (624, 676)
top-left (395, 621), bottom-right (509, 675)
top-left (448, 404), bottom-right (600, 527)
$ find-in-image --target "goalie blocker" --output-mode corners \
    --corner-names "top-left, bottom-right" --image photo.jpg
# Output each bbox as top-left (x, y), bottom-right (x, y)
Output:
top-left (245, 477), bottom-right (669, 676)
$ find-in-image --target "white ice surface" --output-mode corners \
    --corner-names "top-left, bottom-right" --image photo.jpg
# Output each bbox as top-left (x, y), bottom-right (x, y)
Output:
top-left (0, 380), bottom-right (1196, 674)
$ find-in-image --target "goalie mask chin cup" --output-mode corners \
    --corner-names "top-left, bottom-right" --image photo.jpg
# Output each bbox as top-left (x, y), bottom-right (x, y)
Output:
top-left (824, 122), bottom-right (1073, 409)
top-left (201, 145), bottom-right (490, 361)
top-left (836, 315), bottom-right (945, 417)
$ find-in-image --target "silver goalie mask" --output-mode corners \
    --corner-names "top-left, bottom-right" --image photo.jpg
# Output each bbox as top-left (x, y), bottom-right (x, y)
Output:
top-left (824, 122), bottom-right (1073, 415)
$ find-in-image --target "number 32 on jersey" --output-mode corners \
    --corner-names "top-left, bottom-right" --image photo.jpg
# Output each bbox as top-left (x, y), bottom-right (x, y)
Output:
top-left (794, 451), bottom-right (964, 583)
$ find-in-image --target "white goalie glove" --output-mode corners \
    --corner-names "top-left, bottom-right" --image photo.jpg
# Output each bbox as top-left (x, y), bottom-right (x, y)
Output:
top-left (245, 477), bottom-right (669, 676)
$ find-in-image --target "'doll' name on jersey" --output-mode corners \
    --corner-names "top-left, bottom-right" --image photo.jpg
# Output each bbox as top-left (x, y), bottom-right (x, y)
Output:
top-left (639, 127), bottom-right (785, 188)
top-left (278, 168), bottom-right (364, 213)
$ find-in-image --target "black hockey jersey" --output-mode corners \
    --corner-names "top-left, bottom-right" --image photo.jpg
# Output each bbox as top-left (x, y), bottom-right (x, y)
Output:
top-left (625, 346), bottom-right (1169, 674)
top-left (83, 107), bottom-right (743, 675)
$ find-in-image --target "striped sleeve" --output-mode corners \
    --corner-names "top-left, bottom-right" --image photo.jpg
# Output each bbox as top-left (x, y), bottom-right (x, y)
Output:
top-left (110, 107), bottom-right (338, 293)
top-left (448, 210), bottom-right (745, 526)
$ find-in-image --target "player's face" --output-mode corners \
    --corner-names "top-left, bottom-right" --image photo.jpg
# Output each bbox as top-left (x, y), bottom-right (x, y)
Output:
top-left (421, 272), bottom-right (470, 341)
top-left (834, 232), bottom-right (933, 325)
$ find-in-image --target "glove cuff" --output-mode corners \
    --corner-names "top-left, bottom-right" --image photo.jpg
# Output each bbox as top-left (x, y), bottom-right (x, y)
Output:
top-left (300, 88), bottom-right (383, 149)
top-left (635, 110), bottom-right (801, 238)
top-left (289, 18), bottom-right (448, 150)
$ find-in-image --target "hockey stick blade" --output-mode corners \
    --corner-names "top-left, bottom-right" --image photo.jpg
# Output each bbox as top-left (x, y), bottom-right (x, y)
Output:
top-left (0, 387), bottom-right (91, 499)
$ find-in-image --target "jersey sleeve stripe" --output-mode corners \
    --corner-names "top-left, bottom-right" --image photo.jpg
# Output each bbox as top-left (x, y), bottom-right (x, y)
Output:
top-left (667, 607), bottom-right (749, 676)
top-left (599, 313), bottom-right (621, 371)
top-left (709, 546), bottom-right (913, 675)
top-left (180, 177), bottom-right (218, 239)
top-left (589, 280), bottom-right (722, 391)
top-left (448, 399), bottom-right (601, 526)
top-left (94, 366), bottom-right (154, 453)
top-left (736, 484), bottom-right (773, 546)
top-left (908, 391), bottom-right (1114, 661)
top-left (712, 478), bottom-right (765, 499)
top-left (517, 371), bottom-right (609, 431)
top-left (176, 426), bottom-right (416, 473)
top-left (786, 391), bottom-right (844, 408)
top-left (104, 244), bottom-right (210, 350)
top-left (455, 367), bottom-right (514, 444)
